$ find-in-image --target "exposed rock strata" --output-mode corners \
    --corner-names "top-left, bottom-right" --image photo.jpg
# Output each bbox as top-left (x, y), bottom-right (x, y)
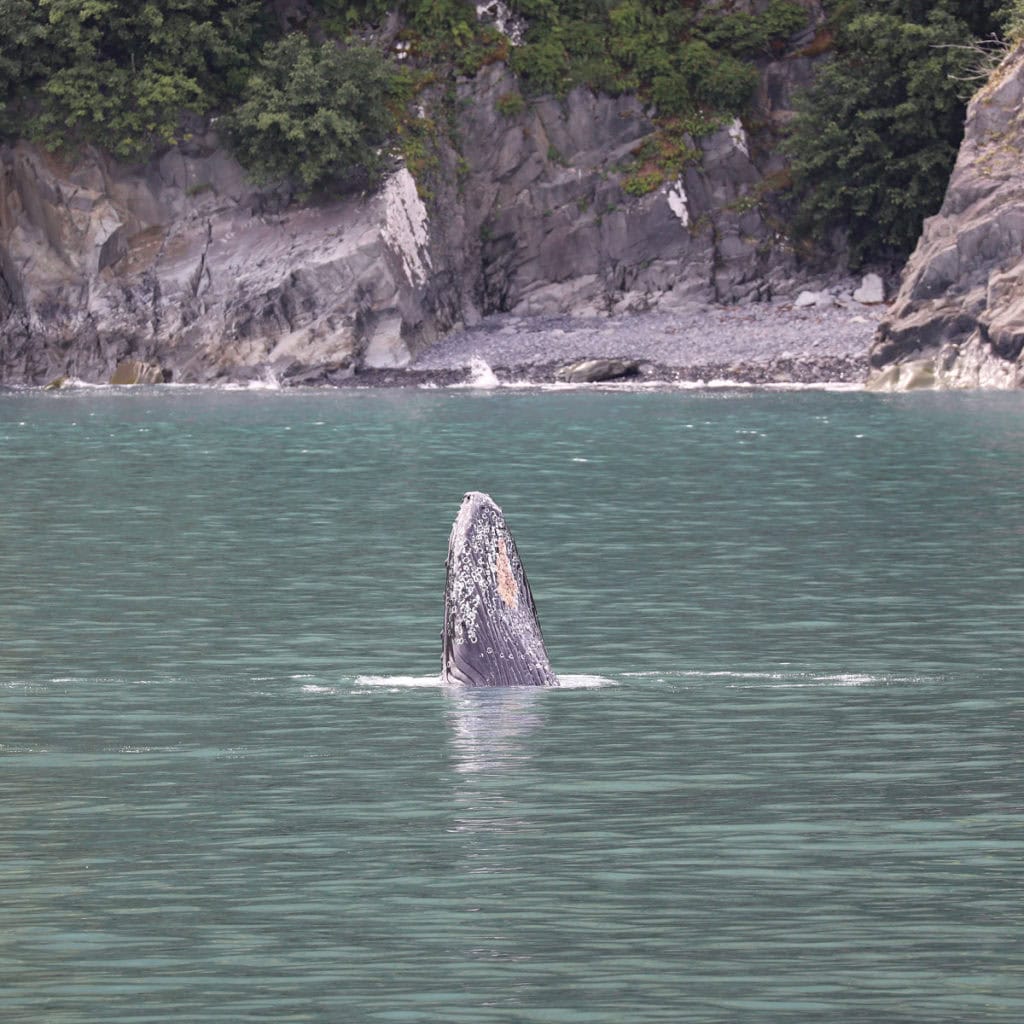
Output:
top-left (445, 64), bottom-right (801, 321)
top-left (0, 140), bottom-right (436, 385)
top-left (871, 44), bottom-right (1024, 390)
top-left (1, 29), bottom-right (831, 386)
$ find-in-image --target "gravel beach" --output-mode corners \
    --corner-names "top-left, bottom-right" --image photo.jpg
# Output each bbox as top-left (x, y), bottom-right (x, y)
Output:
top-left (348, 298), bottom-right (886, 387)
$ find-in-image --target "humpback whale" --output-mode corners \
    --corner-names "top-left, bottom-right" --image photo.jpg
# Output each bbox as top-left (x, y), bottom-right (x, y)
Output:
top-left (442, 492), bottom-right (557, 687)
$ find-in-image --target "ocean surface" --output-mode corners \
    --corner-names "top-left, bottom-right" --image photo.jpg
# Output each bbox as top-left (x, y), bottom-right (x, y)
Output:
top-left (2, 384), bottom-right (1022, 1023)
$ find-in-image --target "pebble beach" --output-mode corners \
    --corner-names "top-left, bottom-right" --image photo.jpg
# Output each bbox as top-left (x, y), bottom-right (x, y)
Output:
top-left (351, 294), bottom-right (888, 388)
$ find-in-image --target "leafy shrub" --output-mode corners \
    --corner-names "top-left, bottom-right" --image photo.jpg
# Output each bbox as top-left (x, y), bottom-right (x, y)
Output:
top-left (571, 54), bottom-right (629, 95)
top-left (699, 1), bottom-right (808, 58)
top-left (508, 0), bottom-right (800, 123)
top-left (786, 2), bottom-right (1007, 265)
top-left (39, 63), bottom-right (205, 157)
top-left (312, 0), bottom-right (392, 32)
top-left (623, 169), bottom-right (663, 196)
top-left (621, 118), bottom-right (701, 195)
top-left (225, 34), bottom-right (399, 195)
top-left (651, 41), bottom-right (757, 116)
top-left (407, 0), bottom-right (477, 36)
top-left (998, 0), bottom-right (1024, 39)
top-left (495, 91), bottom-right (526, 117)
top-left (509, 34), bottom-right (569, 94)
top-left (547, 143), bottom-right (567, 165)
top-left (395, 113), bottom-right (442, 199)
top-left (21, 0), bottom-right (265, 157)
top-left (453, 25), bottom-right (511, 77)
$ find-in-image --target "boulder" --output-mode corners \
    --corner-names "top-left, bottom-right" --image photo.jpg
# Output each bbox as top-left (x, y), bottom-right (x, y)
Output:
top-left (555, 358), bottom-right (640, 383)
top-left (794, 290), bottom-right (834, 308)
top-left (866, 335), bottom-right (1024, 390)
top-left (866, 359), bottom-right (935, 392)
top-left (853, 273), bottom-right (885, 305)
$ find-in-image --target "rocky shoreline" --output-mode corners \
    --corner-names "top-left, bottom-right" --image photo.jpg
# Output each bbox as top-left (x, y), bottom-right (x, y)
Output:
top-left (9, 291), bottom-right (886, 391)
top-left (318, 298), bottom-right (882, 389)
top-left (340, 354), bottom-right (869, 389)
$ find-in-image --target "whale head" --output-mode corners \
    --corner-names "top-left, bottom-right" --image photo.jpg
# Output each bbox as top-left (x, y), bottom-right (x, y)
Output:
top-left (442, 492), bottom-right (557, 687)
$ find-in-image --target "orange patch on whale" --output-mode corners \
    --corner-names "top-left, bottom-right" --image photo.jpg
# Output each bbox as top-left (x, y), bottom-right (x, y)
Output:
top-left (495, 536), bottom-right (518, 608)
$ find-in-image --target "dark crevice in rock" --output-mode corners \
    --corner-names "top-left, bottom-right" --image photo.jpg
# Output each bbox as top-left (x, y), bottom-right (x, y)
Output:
top-left (189, 220), bottom-right (213, 299)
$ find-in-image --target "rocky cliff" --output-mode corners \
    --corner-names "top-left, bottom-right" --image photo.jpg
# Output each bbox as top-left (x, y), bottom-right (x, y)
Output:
top-left (0, 10), bottom-right (829, 386)
top-left (0, 139), bottom-right (440, 385)
top-left (870, 44), bottom-right (1024, 390)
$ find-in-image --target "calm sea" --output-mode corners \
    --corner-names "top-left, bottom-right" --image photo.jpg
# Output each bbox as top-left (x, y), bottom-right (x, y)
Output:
top-left (2, 385), bottom-right (1022, 1022)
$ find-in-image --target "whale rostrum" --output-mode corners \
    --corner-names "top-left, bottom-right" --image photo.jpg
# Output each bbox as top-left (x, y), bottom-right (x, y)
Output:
top-left (442, 492), bottom-right (557, 687)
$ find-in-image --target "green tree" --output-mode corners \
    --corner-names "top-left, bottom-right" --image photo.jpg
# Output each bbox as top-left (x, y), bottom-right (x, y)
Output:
top-left (786, 1), bottom-right (1008, 265)
top-left (24, 0), bottom-right (265, 157)
top-left (0, 0), bottom-right (49, 137)
top-left (998, 0), bottom-right (1024, 39)
top-left (826, 0), bottom-right (1003, 38)
top-left (225, 33), bottom-right (399, 194)
top-left (699, 0), bottom-right (809, 58)
top-left (0, 0), bottom-right (48, 90)
top-left (508, 0), bottom-right (808, 120)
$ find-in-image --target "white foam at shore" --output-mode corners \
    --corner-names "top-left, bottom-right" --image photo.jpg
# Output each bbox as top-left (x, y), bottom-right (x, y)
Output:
top-left (449, 357), bottom-right (501, 389)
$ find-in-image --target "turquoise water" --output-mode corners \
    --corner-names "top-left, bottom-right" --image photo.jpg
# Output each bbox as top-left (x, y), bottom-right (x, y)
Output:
top-left (2, 386), bottom-right (1023, 1022)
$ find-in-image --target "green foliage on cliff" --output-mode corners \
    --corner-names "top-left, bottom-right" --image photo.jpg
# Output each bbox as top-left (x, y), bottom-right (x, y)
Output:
top-left (2, 0), bottom-right (267, 157)
top-left (0, 1), bottom-right (47, 136)
top-left (999, 0), bottom-right (1024, 40)
top-left (224, 34), bottom-right (399, 194)
top-left (786, 0), bottom-right (1009, 266)
top-left (509, 0), bottom-right (808, 119)
top-left (0, 0), bottom-right (815, 189)
top-left (0, 0), bottom-right (1017, 238)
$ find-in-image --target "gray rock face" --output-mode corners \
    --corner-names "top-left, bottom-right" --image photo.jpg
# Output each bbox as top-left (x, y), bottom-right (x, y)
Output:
top-left (871, 45), bottom-right (1024, 389)
top-left (0, 22), bottom-right (830, 386)
top-left (441, 63), bottom-right (811, 322)
top-left (0, 140), bottom-right (439, 385)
